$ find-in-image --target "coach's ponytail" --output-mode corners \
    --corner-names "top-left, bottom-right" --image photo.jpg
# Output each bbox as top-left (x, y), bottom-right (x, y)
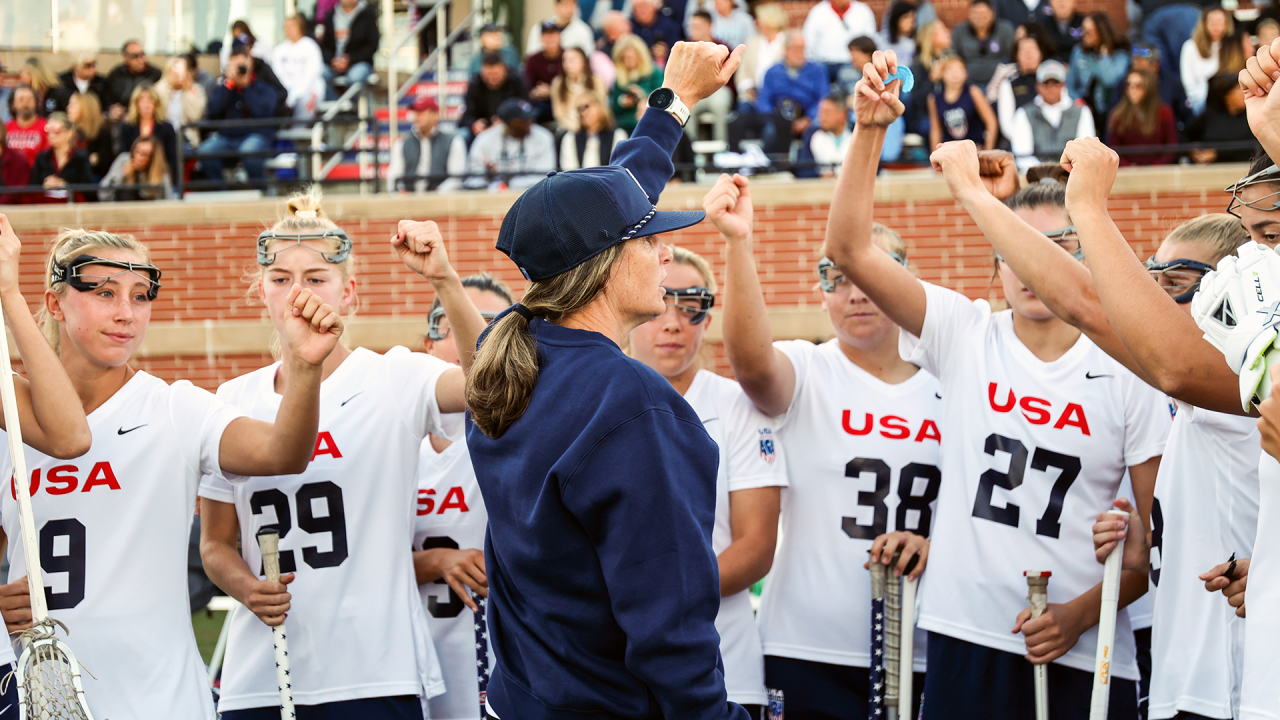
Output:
top-left (467, 242), bottom-right (626, 438)
top-left (40, 228), bottom-right (152, 354)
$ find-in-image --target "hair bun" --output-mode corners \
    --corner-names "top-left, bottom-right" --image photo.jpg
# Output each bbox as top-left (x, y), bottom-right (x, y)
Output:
top-left (284, 186), bottom-right (327, 220)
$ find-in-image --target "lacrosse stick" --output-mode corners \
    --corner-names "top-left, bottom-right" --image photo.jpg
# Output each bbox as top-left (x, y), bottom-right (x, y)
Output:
top-left (898, 561), bottom-right (918, 720)
top-left (0, 325), bottom-right (94, 720)
top-left (1025, 571), bottom-right (1052, 720)
top-left (256, 527), bottom-right (296, 720)
top-left (1090, 510), bottom-right (1127, 720)
top-left (871, 551), bottom-right (910, 720)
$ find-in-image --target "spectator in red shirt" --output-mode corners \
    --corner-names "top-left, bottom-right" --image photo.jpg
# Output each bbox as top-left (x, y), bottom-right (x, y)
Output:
top-left (0, 123), bottom-right (32, 205)
top-left (526, 21), bottom-right (566, 124)
top-left (1106, 68), bottom-right (1178, 165)
top-left (5, 86), bottom-right (48, 166)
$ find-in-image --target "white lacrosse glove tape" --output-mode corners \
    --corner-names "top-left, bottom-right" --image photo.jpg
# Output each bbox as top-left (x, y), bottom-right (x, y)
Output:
top-left (1191, 241), bottom-right (1280, 410)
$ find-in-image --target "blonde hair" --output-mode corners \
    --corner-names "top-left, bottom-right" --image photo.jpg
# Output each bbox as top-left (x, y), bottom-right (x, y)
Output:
top-left (1192, 7), bottom-right (1233, 59)
top-left (123, 135), bottom-right (172, 192)
top-left (871, 222), bottom-right (908, 259)
top-left (70, 92), bottom-right (104, 142)
top-left (612, 35), bottom-right (655, 86)
top-left (126, 83), bottom-right (166, 125)
top-left (1164, 213), bottom-right (1248, 264)
top-left (21, 57), bottom-right (59, 97)
top-left (916, 21), bottom-right (950, 71)
top-left (754, 3), bottom-right (789, 31)
top-left (40, 229), bottom-right (152, 353)
top-left (250, 187), bottom-right (357, 357)
top-left (467, 243), bottom-right (627, 438)
top-left (671, 245), bottom-right (717, 293)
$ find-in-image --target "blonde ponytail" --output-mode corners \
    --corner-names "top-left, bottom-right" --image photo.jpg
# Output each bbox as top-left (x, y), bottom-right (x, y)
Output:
top-left (467, 243), bottom-right (627, 438)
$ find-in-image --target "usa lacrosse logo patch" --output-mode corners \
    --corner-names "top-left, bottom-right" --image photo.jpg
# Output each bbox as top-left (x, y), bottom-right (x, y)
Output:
top-left (759, 427), bottom-right (776, 463)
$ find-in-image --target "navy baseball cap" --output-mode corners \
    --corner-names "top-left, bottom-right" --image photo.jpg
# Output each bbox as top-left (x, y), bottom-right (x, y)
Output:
top-left (497, 167), bottom-right (705, 281)
top-left (497, 98), bottom-right (538, 122)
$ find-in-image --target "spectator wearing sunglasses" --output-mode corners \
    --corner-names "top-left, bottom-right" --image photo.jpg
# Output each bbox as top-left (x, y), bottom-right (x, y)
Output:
top-left (105, 40), bottom-right (161, 122)
top-left (1106, 69), bottom-right (1177, 166)
top-left (952, 0), bottom-right (1016, 86)
top-left (51, 52), bottom-right (111, 113)
top-left (560, 93), bottom-right (627, 170)
top-left (28, 112), bottom-right (94, 203)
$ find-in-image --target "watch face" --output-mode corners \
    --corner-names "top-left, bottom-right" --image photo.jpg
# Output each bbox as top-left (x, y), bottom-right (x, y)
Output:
top-left (649, 87), bottom-right (674, 109)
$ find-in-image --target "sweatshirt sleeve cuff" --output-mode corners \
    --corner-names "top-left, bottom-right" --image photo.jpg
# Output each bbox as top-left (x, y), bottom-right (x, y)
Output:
top-left (607, 109), bottom-right (682, 204)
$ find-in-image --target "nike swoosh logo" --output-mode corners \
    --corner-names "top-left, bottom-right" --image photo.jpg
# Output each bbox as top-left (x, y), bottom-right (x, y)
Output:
top-left (935, 392), bottom-right (942, 399)
top-left (117, 424), bottom-right (147, 435)
top-left (340, 392), bottom-right (363, 406)
top-left (1085, 372), bottom-right (1113, 380)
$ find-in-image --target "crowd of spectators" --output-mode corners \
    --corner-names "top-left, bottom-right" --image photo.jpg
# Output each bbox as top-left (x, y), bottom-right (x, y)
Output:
top-left (6, 0), bottom-right (1266, 201)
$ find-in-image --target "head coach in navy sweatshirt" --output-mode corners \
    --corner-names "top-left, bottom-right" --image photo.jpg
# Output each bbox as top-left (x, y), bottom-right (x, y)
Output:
top-left (464, 41), bottom-right (751, 720)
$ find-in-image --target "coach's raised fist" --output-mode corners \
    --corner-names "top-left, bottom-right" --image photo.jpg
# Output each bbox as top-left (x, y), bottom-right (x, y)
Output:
top-left (853, 50), bottom-right (906, 129)
top-left (0, 215), bottom-right (22, 297)
top-left (661, 41), bottom-right (744, 112)
top-left (1240, 37), bottom-right (1280, 153)
top-left (703, 173), bottom-right (752, 243)
top-left (394, 220), bottom-right (455, 283)
top-left (1060, 138), bottom-right (1118, 211)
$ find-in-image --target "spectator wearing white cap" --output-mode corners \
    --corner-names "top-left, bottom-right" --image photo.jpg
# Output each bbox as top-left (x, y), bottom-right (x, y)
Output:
top-left (388, 96), bottom-right (466, 193)
top-left (1009, 59), bottom-right (1096, 170)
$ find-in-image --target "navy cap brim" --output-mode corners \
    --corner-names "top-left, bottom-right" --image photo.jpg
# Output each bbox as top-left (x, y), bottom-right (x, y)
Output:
top-left (638, 209), bottom-right (706, 238)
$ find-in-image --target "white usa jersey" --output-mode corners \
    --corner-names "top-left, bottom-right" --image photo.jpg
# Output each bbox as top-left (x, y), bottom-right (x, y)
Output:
top-left (1240, 452), bottom-right (1280, 720)
top-left (758, 339), bottom-right (941, 672)
top-left (199, 347), bottom-right (448, 710)
top-left (900, 283), bottom-right (1169, 679)
top-left (414, 420), bottom-right (493, 720)
top-left (1148, 402), bottom-right (1257, 720)
top-left (683, 370), bottom-right (789, 706)
top-left (0, 371), bottom-right (244, 720)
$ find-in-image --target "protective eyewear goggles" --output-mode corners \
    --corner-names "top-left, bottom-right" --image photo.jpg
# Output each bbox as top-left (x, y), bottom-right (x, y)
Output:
top-left (818, 253), bottom-right (908, 293)
top-left (1144, 256), bottom-right (1214, 304)
top-left (50, 254), bottom-right (162, 300)
top-left (257, 229), bottom-right (353, 266)
top-left (426, 306), bottom-right (501, 340)
top-left (1226, 164), bottom-right (1280, 218)
top-left (993, 226), bottom-right (1083, 262)
top-left (662, 286), bottom-right (715, 325)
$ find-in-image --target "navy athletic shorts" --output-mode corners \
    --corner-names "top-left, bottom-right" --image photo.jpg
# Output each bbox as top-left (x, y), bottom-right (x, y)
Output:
top-left (921, 631), bottom-right (1138, 720)
top-left (1134, 627), bottom-right (1151, 720)
top-left (765, 655), bottom-right (924, 720)
top-left (0, 664), bottom-right (15, 718)
top-left (220, 694), bottom-right (423, 720)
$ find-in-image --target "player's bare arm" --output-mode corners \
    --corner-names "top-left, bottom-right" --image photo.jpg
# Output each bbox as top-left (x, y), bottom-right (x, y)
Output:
top-left (1062, 139), bottom-right (1247, 415)
top-left (199, 497), bottom-right (294, 627)
top-left (934, 145), bottom-right (1151, 382)
top-left (0, 215), bottom-right (91, 459)
top-left (717, 486), bottom-right (781, 597)
top-left (414, 546), bottom-right (487, 612)
top-left (711, 174), bottom-right (797, 417)
top-left (218, 285), bottom-right (342, 476)
top-left (866, 531), bottom-right (929, 581)
top-left (821, 49), bottom-right (926, 338)
top-left (392, 219), bottom-right (481, 415)
top-left (1201, 557), bottom-right (1248, 618)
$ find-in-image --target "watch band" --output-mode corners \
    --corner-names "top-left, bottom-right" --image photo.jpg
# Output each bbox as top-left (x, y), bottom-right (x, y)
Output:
top-left (663, 95), bottom-right (691, 127)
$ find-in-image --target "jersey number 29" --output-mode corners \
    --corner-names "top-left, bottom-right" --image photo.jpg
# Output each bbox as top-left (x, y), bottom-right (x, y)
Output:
top-left (250, 481), bottom-right (350, 573)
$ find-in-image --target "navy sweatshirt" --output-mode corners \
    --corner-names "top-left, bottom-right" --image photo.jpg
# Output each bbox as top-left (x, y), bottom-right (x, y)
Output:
top-left (467, 110), bottom-right (747, 720)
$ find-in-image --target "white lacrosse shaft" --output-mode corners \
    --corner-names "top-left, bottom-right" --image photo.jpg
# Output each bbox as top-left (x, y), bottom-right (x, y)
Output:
top-left (899, 574), bottom-right (917, 720)
top-left (257, 529), bottom-right (296, 720)
top-left (0, 324), bottom-right (49, 628)
top-left (1090, 509), bottom-right (1127, 720)
top-left (1026, 571), bottom-right (1052, 720)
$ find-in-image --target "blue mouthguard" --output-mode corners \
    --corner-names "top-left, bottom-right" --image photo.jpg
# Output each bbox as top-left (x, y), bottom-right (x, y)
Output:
top-left (886, 66), bottom-right (914, 93)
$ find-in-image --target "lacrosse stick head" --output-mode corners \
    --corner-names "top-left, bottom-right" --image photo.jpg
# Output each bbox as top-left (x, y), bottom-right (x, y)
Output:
top-left (13, 620), bottom-right (93, 720)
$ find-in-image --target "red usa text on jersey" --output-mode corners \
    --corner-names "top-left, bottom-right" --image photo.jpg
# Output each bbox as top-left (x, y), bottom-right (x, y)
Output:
top-left (987, 382), bottom-right (1091, 435)
top-left (10, 463), bottom-right (122, 497)
top-left (842, 411), bottom-right (942, 443)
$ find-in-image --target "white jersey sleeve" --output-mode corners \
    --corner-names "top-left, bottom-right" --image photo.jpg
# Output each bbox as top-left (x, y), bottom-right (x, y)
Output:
top-left (898, 281), bottom-right (993, 380)
top-left (169, 381), bottom-right (246, 481)
top-left (721, 378), bottom-right (789, 494)
top-left (1117, 370), bottom-right (1170, 467)
top-left (385, 346), bottom-right (453, 441)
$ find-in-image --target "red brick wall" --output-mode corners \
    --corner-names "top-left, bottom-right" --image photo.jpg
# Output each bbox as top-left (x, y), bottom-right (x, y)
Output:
top-left (11, 187), bottom-right (1222, 390)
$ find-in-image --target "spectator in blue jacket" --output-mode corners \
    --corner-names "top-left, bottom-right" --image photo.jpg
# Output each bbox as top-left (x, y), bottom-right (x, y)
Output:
top-left (757, 32), bottom-right (830, 154)
top-left (198, 47), bottom-right (280, 184)
top-left (1067, 12), bottom-right (1129, 133)
top-left (464, 40), bottom-right (751, 720)
top-left (632, 0), bottom-right (685, 65)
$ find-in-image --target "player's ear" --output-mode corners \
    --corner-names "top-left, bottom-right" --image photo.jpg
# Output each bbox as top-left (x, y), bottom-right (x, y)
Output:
top-left (340, 277), bottom-right (357, 315)
top-left (44, 288), bottom-right (65, 322)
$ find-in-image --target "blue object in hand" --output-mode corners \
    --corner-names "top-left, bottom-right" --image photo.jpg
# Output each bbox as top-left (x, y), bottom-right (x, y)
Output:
top-left (886, 66), bottom-right (914, 93)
